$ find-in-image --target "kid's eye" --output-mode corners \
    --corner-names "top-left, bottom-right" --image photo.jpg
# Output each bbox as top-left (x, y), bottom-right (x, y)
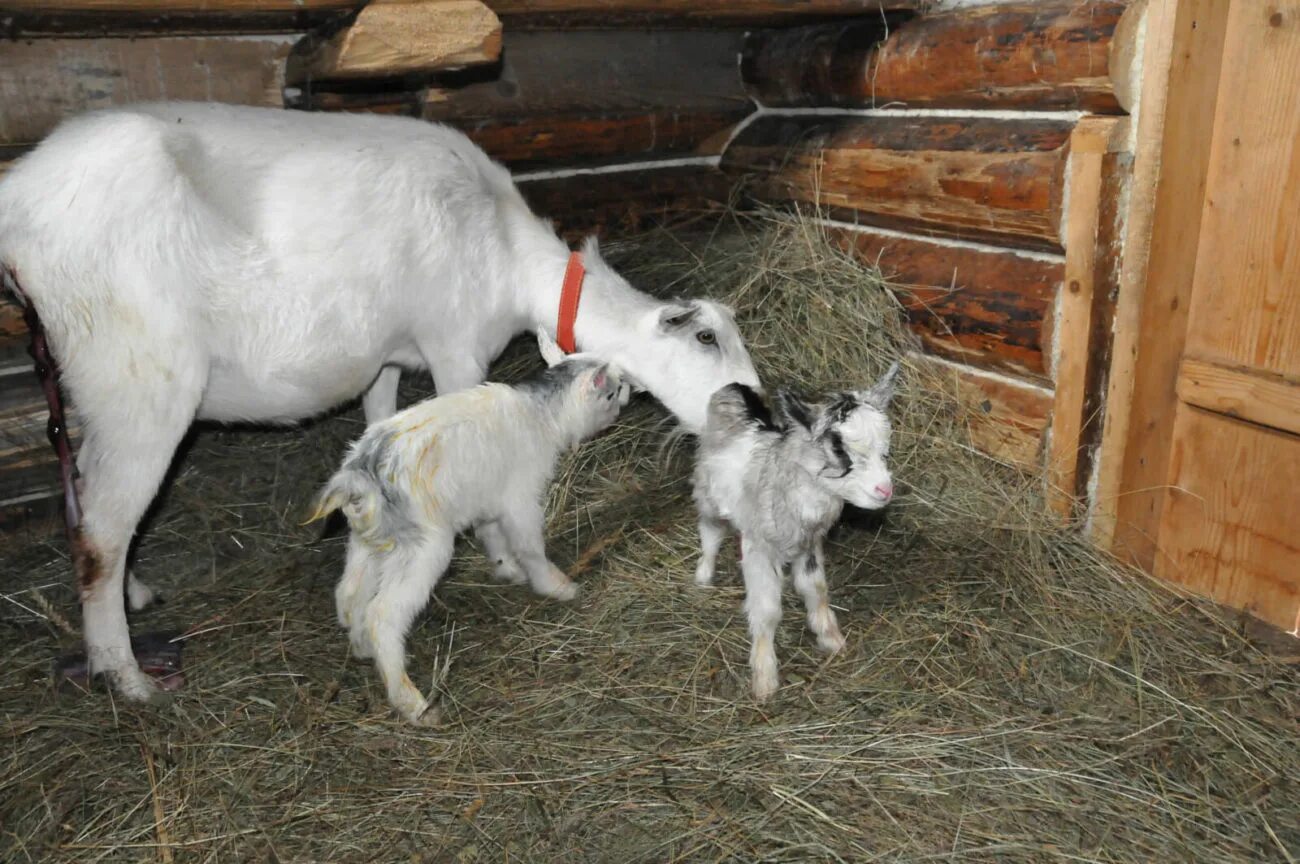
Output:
top-left (696, 330), bottom-right (716, 346)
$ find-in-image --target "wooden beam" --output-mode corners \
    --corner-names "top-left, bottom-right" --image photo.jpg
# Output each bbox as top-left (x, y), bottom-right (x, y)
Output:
top-left (1092, 0), bottom-right (1232, 558)
top-left (743, 1), bottom-right (1130, 112)
top-left (829, 225), bottom-right (1062, 380)
top-left (0, 36), bottom-right (294, 145)
top-left (912, 355), bottom-right (1052, 470)
top-left (722, 115), bottom-right (1073, 252)
top-left (516, 164), bottom-right (734, 241)
top-left (289, 0), bottom-right (501, 84)
top-left (482, 1), bottom-right (922, 27)
top-left (1047, 116), bottom-right (1125, 517)
top-left (1176, 360), bottom-right (1300, 438)
top-left (0, 1), bottom-right (359, 36)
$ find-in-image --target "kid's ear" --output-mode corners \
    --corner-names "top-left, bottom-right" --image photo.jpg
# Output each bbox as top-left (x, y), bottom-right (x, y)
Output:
top-left (537, 329), bottom-right (567, 367)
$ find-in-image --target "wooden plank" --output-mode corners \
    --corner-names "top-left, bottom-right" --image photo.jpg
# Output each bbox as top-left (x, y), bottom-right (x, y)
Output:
top-left (456, 110), bottom-right (747, 168)
top-left (743, 1), bottom-right (1130, 112)
top-left (1180, 3), bottom-right (1300, 382)
top-left (1156, 405), bottom-right (1300, 633)
top-left (723, 115), bottom-right (1073, 252)
top-left (1177, 359), bottom-right (1300, 438)
top-left (289, 0), bottom-right (501, 83)
top-left (1092, 0), bottom-right (1231, 557)
top-left (913, 355), bottom-right (1052, 470)
top-left (0, 36), bottom-right (295, 145)
top-left (0, 373), bottom-right (81, 511)
top-left (829, 226), bottom-right (1062, 379)
top-left (516, 164), bottom-right (734, 242)
top-left (0, 1), bottom-right (357, 36)
top-left (482, 1), bottom-right (922, 27)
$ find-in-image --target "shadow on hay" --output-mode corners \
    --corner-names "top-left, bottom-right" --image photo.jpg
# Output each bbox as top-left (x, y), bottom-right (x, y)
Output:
top-left (0, 209), bottom-right (1296, 863)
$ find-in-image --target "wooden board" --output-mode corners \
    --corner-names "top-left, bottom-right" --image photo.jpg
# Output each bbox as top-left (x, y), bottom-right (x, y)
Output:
top-left (517, 164), bottom-right (735, 241)
top-left (743, 1), bottom-right (1130, 112)
top-left (0, 36), bottom-right (294, 145)
top-left (1156, 406), bottom-right (1300, 633)
top-left (829, 226), bottom-right (1062, 379)
top-left (289, 0), bottom-right (501, 83)
top-left (1093, 0), bottom-right (1231, 557)
top-left (0, 1), bottom-right (357, 36)
top-left (482, 0), bottom-right (922, 27)
top-left (913, 355), bottom-right (1052, 470)
top-left (723, 115), bottom-right (1073, 251)
top-left (1177, 359), bottom-right (1300, 438)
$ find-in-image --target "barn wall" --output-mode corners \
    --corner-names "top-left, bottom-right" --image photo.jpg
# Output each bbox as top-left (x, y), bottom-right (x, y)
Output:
top-left (0, 0), bottom-right (1139, 518)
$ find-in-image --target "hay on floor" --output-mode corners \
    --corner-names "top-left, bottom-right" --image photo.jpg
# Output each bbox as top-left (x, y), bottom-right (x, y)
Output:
top-left (0, 211), bottom-right (1296, 863)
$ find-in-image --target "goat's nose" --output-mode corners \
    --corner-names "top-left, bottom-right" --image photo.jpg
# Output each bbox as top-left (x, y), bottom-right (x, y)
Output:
top-left (874, 482), bottom-right (894, 501)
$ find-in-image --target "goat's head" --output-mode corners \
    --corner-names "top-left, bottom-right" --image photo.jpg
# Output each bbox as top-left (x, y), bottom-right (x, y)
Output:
top-left (776, 361), bottom-right (901, 510)
top-left (552, 237), bottom-right (760, 434)
top-left (531, 353), bottom-right (627, 445)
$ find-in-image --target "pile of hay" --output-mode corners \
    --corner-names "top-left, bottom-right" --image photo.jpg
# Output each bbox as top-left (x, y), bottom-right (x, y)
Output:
top-left (1, 211), bottom-right (1296, 863)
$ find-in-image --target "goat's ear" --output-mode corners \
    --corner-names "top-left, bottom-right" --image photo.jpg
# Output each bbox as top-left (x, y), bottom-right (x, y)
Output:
top-left (774, 389), bottom-right (815, 431)
top-left (581, 234), bottom-right (602, 262)
top-left (657, 301), bottom-right (699, 332)
top-left (860, 360), bottom-right (901, 408)
top-left (588, 363), bottom-right (614, 394)
top-left (536, 329), bottom-right (567, 367)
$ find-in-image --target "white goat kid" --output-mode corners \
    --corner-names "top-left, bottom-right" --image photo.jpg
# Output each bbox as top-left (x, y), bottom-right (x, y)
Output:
top-left (311, 354), bottom-right (625, 725)
top-left (692, 363), bottom-right (900, 701)
top-left (0, 102), bottom-right (758, 701)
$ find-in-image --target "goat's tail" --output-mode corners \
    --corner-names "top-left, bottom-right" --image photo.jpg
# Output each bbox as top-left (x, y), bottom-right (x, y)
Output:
top-left (305, 468), bottom-right (393, 549)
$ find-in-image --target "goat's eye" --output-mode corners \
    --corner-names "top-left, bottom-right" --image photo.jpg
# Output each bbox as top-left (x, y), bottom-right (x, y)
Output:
top-left (696, 330), bottom-right (716, 346)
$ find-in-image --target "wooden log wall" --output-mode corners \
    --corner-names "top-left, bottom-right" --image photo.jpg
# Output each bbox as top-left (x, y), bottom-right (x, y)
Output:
top-left (726, 0), bottom-right (1144, 487)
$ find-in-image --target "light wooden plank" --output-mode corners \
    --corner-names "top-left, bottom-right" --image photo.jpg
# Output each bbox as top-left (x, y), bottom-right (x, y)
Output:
top-left (1047, 117), bottom-right (1121, 517)
top-left (291, 0), bottom-right (501, 82)
top-left (1156, 405), bottom-right (1300, 633)
top-left (1091, 0), bottom-right (1231, 556)
top-left (1177, 358), bottom-right (1300, 437)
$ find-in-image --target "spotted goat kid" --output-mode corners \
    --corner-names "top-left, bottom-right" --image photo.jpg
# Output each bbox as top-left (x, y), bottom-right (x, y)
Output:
top-left (692, 363), bottom-right (900, 701)
top-left (310, 353), bottom-right (626, 725)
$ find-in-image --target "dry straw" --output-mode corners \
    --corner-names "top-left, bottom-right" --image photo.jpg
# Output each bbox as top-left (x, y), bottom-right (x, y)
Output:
top-left (0, 210), bottom-right (1295, 862)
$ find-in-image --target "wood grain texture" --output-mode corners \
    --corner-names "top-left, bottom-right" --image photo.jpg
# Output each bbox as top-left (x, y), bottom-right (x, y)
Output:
top-left (723, 115), bottom-right (1073, 251)
top-left (516, 165), bottom-right (735, 242)
top-left (1156, 406), bottom-right (1300, 633)
top-left (0, 371), bottom-right (81, 511)
top-left (829, 226), bottom-right (1062, 379)
top-left (913, 355), bottom-right (1052, 470)
top-left (483, 0), bottom-right (921, 27)
top-left (0, 36), bottom-right (294, 145)
top-left (1177, 359), bottom-right (1300, 437)
top-left (1048, 118), bottom-right (1119, 516)
top-left (1181, 2), bottom-right (1300, 381)
top-left (290, 0), bottom-right (501, 83)
top-left (1093, 0), bottom-right (1230, 557)
top-left (744, 1), bottom-right (1129, 111)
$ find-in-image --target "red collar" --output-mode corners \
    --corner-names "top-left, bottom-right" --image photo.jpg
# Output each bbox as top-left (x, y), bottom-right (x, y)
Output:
top-left (556, 251), bottom-right (585, 354)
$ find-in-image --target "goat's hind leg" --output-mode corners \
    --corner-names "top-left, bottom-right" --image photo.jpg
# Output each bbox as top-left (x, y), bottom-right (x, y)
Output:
top-left (336, 535), bottom-right (382, 659)
top-left (741, 548), bottom-right (783, 702)
top-left (362, 532), bottom-right (454, 725)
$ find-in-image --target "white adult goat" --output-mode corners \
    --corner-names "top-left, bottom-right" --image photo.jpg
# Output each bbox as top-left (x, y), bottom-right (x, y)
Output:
top-left (0, 102), bottom-right (759, 702)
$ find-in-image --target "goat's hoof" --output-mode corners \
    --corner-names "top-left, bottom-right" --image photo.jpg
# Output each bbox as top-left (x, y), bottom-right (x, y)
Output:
top-left (403, 701), bottom-right (442, 727)
top-left (693, 561), bottom-right (716, 587)
top-left (751, 671), bottom-right (779, 703)
top-left (544, 579), bottom-right (579, 602)
top-left (58, 633), bottom-right (184, 695)
top-left (817, 630), bottom-right (846, 655)
top-left (126, 574), bottom-right (163, 611)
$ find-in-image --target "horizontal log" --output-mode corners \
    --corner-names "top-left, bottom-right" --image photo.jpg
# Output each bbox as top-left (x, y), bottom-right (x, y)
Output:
top-left (743, 1), bottom-right (1130, 112)
top-left (723, 115), bottom-right (1073, 251)
top-left (0, 373), bottom-right (81, 509)
top-left (483, 1), bottom-right (921, 27)
top-left (456, 110), bottom-right (746, 168)
top-left (913, 355), bottom-right (1051, 470)
top-left (0, 36), bottom-right (294, 145)
top-left (0, 1), bottom-right (357, 36)
top-left (517, 164), bottom-right (735, 241)
top-left (303, 30), bottom-right (753, 168)
top-left (288, 0), bottom-right (501, 84)
top-left (829, 226), bottom-right (1061, 380)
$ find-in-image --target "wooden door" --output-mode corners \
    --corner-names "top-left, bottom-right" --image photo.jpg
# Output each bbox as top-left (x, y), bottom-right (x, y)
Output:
top-left (1154, 1), bottom-right (1300, 633)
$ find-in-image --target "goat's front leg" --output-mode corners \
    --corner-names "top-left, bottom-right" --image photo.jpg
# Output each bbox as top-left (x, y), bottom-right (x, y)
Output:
top-left (793, 539), bottom-right (845, 654)
top-left (497, 505), bottom-right (578, 602)
top-left (741, 547), bottom-right (783, 702)
top-left (363, 533), bottom-right (453, 726)
top-left (363, 366), bottom-right (402, 425)
top-left (694, 514), bottom-right (728, 587)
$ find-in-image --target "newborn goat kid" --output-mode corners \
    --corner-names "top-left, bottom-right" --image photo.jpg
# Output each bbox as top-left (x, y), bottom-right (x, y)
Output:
top-left (311, 356), bottom-right (624, 725)
top-left (693, 363), bottom-right (900, 701)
